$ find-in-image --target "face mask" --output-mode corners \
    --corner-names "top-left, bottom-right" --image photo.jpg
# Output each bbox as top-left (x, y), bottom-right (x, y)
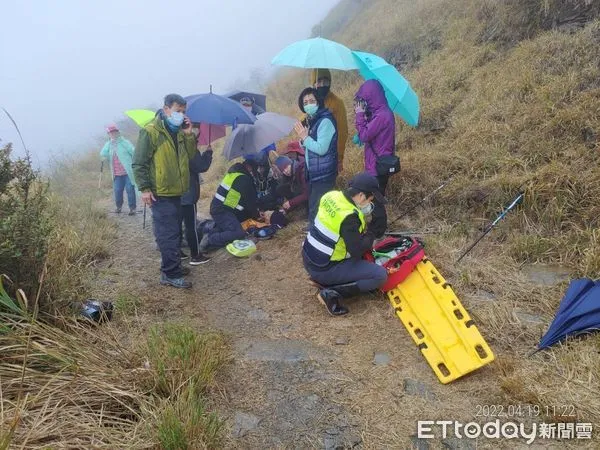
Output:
top-left (316, 86), bottom-right (330, 100)
top-left (360, 201), bottom-right (374, 215)
top-left (167, 111), bottom-right (184, 128)
top-left (304, 103), bottom-right (318, 116)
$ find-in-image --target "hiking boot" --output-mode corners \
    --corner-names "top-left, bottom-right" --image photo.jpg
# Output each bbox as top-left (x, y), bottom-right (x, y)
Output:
top-left (198, 234), bottom-right (210, 253)
top-left (128, 208), bottom-right (136, 216)
top-left (115, 207), bottom-right (122, 214)
top-left (317, 289), bottom-right (349, 316)
top-left (328, 282), bottom-right (362, 299)
top-left (190, 254), bottom-right (211, 265)
top-left (180, 250), bottom-right (189, 260)
top-left (160, 273), bottom-right (192, 289)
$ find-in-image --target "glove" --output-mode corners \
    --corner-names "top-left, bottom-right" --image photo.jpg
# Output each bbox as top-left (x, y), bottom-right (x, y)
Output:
top-left (352, 134), bottom-right (364, 147)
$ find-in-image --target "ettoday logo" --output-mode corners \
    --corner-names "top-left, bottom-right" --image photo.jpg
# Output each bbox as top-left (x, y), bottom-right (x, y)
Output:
top-left (417, 420), bottom-right (593, 444)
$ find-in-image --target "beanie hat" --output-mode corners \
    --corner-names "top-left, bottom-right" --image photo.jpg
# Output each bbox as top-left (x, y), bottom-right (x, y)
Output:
top-left (275, 156), bottom-right (292, 173)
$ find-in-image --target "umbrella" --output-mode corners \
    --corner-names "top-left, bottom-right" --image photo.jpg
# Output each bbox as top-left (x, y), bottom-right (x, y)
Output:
top-left (352, 51), bottom-right (420, 127)
top-left (271, 37), bottom-right (358, 70)
top-left (125, 109), bottom-right (155, 127)
top-left (125, 108), bottom-right (225, 145)
top-left (223, 112), bottom-right (296, 161)
top-left (226, 90), bottom-right (267, 115)
top-left (197, 123), bottom-right (226, 146)
top-left (185, 89), bottom-right (256, 126)
top-left (538, 278), bottom-right (600, 349)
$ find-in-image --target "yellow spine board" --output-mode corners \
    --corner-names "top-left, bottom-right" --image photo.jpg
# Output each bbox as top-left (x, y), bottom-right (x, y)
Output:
top-left (387, 258), bottom-right (494, 384)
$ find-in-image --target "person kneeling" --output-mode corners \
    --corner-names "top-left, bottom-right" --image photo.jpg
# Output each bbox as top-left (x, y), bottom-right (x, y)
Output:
top-left (274, 155), bottom-right (309, 217)
top-left (199, 158), bottom-right (261, 252)
top-left (302, 172), bottom-right (388, 316)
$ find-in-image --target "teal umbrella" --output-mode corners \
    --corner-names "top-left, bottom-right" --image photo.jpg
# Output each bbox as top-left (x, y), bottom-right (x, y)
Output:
top-left (352, 51), bottom-right (420, 127)
top-left (271, 37), bottom-right (358, 70)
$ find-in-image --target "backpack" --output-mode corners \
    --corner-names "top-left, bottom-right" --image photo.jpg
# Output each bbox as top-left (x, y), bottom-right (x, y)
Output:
top-left (364, 236), bottom-right (425, 292)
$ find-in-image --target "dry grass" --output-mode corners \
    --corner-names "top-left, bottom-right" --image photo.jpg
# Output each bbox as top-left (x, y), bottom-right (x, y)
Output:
top-left (0, 308), bottom-right (228, 449)
top-left (0, 146), bottom-right (229, 448)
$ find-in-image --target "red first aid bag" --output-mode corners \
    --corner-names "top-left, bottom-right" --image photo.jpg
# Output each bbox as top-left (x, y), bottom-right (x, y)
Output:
top-left (364, 236), bottom-right (425, 292)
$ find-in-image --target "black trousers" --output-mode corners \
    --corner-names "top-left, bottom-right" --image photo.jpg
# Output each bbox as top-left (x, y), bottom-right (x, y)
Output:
top-left (152, 196), bottom-right (183, 278)
top-left (181, 204), bottom-right (199, 257)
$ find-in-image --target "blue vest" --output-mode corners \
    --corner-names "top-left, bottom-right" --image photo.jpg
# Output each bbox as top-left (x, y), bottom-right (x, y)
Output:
top-left (306, 108), bottom-right (338, 183)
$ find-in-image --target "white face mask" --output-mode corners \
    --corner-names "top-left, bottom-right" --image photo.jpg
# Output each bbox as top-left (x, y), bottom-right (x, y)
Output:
top-left (360, 202), bottom-right (374, 215)
top-left (355, 193), bottom-right (374, 215)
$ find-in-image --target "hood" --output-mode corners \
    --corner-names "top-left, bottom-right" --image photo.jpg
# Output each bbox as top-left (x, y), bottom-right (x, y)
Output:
top-left (310, 68), bottom-right (332, 86)
top-left (229, 162), bottom-right (252, 176)
top-left (356, 79), bottom-right (388, 111)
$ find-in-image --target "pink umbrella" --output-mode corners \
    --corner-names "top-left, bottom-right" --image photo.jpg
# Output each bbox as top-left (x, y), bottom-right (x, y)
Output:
top-left (196, 122), bottom-right (226, 146)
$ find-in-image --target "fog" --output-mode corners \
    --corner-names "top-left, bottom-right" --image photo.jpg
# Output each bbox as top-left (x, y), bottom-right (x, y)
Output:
top-left (0, 0), bottom-right (338, 166)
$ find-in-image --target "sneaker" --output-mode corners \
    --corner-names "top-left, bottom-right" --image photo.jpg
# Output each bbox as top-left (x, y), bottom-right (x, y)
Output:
top-left (198, 234), bottom-right (210, 253)
top-left (115, 207), bottom-right (122, 214)
top-left (180, 250), bottom-right (189, 260)
top-left (160, 273), bottom-right (192, 289)
top-left (128, 208), bottom-right (136, 216)
top-left (189, 254), bottom-right (211, 265)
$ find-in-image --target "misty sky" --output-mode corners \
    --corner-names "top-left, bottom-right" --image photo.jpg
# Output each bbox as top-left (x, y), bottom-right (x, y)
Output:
top-left (0, 0), bottom-right (338, 166)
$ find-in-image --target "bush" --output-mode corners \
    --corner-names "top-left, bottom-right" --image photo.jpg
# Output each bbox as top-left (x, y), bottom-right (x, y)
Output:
top-left (0, 144), bottom-right (53, 302)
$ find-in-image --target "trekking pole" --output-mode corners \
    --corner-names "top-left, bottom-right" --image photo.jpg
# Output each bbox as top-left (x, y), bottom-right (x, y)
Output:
top-left (385, 229), bottom-right (440, 236)
top-left (387, 175), bottom-right (455, 228)
top-left (456, 190), bottom-right (525, 263)
top-left (98, 161), bottom-right (104, 188)
top-left (143, 204), bottom-right (147, 230)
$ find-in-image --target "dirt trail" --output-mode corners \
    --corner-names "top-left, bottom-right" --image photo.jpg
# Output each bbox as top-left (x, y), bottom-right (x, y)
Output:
top-left (94, 202), bottom-right (567, 450)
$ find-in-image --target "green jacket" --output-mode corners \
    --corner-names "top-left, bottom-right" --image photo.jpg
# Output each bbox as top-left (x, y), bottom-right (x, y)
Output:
top-left (132, 116), bottom-right (197, 196)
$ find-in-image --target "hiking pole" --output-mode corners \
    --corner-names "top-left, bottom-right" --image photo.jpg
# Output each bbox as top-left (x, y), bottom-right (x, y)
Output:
top-left (387, 175), bottom-right (455, 229)
top-left (98, 161), bottom-right (104, 188)
top-left (456, 190), bottom-right (525, 263)
top-left (386, 229), bottom-right (441, 236)
top-left (143, 204), bottom-right (147, 230)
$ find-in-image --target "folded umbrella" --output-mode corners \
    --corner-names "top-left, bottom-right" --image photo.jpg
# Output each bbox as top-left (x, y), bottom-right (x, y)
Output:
top-left (352, 51), bottom-right (420, 126)
top-left (271, 37), bottom-right (358, 70)
top-left (185, 89), bottom-right (256, 126)
top-left (223, 112), bottom-right (296, 161)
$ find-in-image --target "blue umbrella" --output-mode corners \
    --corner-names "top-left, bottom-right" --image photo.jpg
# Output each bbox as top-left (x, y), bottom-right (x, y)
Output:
top-left (185, 89), bottom-right (256, 126)
top-left (271, 37), bottom-right (358, 70)
top-left (352, 51), bottom-right (420, 127)
top-left (538, 278), bottom-right (600, 349)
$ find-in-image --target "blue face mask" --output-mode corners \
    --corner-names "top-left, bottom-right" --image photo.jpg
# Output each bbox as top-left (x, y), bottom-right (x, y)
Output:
top-left (167, 111), bottom-right (184, 129)
top-left (304, 103), bottom-right (318, 116)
